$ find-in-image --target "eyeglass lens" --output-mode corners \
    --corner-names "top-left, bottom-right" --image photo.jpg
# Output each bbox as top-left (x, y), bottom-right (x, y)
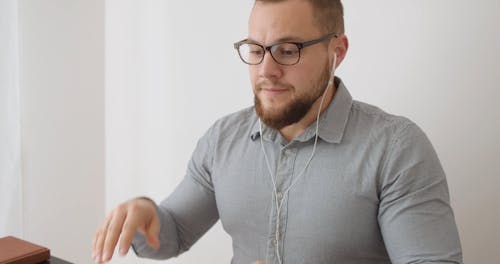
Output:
top-left (238, 43), bottom-right (300, 65)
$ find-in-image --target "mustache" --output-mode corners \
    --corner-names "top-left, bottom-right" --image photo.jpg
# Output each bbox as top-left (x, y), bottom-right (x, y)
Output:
top-left (255, 80), bottom-right (294, 90)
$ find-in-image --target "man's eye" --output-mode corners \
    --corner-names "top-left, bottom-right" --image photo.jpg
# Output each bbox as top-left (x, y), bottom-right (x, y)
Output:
top-left (280, 49), bottom-right (298, 56)
top-left (273, 44), bottom-right (299, 57)
top-left (249, 50), bottom-right (263, 56)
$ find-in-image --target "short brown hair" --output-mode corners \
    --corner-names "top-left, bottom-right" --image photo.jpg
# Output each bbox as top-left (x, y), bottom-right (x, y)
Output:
top-left (255, 0), bottom-right (344, 34)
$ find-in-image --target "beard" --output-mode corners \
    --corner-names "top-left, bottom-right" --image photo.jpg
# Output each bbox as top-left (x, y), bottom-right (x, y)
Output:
top-left (254, 61), bottom-right (331, 130)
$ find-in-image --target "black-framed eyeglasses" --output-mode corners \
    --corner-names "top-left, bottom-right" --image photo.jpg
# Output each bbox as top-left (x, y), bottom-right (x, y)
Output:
top-left (233, 33), bottom-right (338, 66)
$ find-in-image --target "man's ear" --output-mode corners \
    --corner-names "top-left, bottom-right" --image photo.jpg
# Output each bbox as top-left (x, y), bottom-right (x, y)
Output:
top-left (329, 34), bottom-right (349, 68)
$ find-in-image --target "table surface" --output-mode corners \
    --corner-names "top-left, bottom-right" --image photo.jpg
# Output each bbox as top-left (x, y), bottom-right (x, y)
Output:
top-left (41, 256), bottom-right (73, 264)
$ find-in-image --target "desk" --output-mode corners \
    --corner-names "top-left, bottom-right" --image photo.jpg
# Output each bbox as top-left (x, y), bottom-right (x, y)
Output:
top-left (42, 256), bottom-right (73, 264)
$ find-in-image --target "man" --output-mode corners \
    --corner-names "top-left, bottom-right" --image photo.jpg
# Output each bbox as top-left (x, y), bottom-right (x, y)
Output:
top-left (92, 0), bottom-right (463, 263)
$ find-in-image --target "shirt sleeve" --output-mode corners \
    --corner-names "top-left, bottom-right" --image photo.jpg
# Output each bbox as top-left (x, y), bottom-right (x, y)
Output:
top-left (131, 128), bottom-right (219, 260)
top-left (378, 121), bottom-right (463, 264)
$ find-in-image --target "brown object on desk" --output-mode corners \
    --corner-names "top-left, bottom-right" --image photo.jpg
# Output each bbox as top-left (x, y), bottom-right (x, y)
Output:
top-left (0, 236), bottom-right (50, 264)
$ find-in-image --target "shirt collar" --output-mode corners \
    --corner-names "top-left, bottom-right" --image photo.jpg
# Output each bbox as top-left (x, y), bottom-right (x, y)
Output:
top-left (250, 77), bottom-right (353, 144)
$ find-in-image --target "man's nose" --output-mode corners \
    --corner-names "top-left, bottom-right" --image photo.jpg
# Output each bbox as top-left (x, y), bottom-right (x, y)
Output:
top-left (258, 51), bottom-right (283, 80)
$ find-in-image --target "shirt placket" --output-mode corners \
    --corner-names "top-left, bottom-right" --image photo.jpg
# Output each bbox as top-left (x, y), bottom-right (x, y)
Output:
top-left (266, 144), bottom-right (297, 264)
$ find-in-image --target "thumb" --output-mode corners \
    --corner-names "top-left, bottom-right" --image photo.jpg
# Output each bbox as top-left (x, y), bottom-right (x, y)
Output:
top-left (145, 214), bottom-right (161, 249)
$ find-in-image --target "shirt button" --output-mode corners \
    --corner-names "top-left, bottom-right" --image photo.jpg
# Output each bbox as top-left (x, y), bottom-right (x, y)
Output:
top-left (273, 239), bottom-right (278, 246)
top-left (277, 192), bottom-right (283, 200)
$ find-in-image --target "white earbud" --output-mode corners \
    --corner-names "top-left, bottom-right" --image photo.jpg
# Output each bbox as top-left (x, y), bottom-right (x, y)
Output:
top-left (328, 53), bottom-right (337, 86)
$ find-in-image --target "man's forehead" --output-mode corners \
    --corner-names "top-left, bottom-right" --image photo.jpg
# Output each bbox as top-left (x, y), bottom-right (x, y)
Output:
top-left (248, 0), bottom-right (320, 44)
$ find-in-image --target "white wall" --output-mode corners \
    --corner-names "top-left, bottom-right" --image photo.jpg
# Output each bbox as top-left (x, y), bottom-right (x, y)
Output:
top-left (0, 0), bottom-right (22, 238)
top-left (18, 0), bottom-right (105, 263)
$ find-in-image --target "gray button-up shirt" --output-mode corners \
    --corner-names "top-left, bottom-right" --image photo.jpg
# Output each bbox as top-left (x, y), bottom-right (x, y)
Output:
top-left (132, 78), bottom-right (463, 263)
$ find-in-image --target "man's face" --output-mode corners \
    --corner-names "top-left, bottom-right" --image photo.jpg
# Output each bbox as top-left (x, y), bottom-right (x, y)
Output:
top-left (249, 0), bottom-right (332, 129)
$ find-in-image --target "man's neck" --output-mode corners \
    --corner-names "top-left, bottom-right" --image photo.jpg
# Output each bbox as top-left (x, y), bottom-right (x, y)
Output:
top-left (279, 84), bottom-right (336, 142)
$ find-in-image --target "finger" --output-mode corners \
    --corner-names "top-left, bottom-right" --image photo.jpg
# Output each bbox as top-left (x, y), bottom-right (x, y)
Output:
top-left (91, 230), bottom-right (97, 258)
top-left (145, 213), bottom-right (161, 249)
top-left (91, 229), bottom-right (100, 259)
top-left (117, 211), bottom-right (143, 256)
top-left (93, 215), bottom-right (112, 262)
top-left (101, 208), bottom-right (127, 262)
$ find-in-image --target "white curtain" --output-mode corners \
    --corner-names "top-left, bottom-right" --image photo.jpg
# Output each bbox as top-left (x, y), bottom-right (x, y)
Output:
top-left (0, 0), bottom-right (22, 237)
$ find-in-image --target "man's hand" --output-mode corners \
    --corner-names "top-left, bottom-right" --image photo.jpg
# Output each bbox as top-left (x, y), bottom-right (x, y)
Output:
top-left (92, 197), bottom-right (161, 263)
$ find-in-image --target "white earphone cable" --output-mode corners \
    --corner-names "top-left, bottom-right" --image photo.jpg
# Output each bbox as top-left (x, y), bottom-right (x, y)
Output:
top-left (260, 54), bottom-right (337, 264)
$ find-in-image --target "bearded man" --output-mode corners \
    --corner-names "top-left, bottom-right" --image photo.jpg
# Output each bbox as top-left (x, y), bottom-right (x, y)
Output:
top-left (92, 1), bottom-right (463, 263)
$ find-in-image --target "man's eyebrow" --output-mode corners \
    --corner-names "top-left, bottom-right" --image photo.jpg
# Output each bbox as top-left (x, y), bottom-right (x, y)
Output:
top-left (245, 38), bottom-right (259, 44)
top-left (246, 35), bottom-right (304, 45)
